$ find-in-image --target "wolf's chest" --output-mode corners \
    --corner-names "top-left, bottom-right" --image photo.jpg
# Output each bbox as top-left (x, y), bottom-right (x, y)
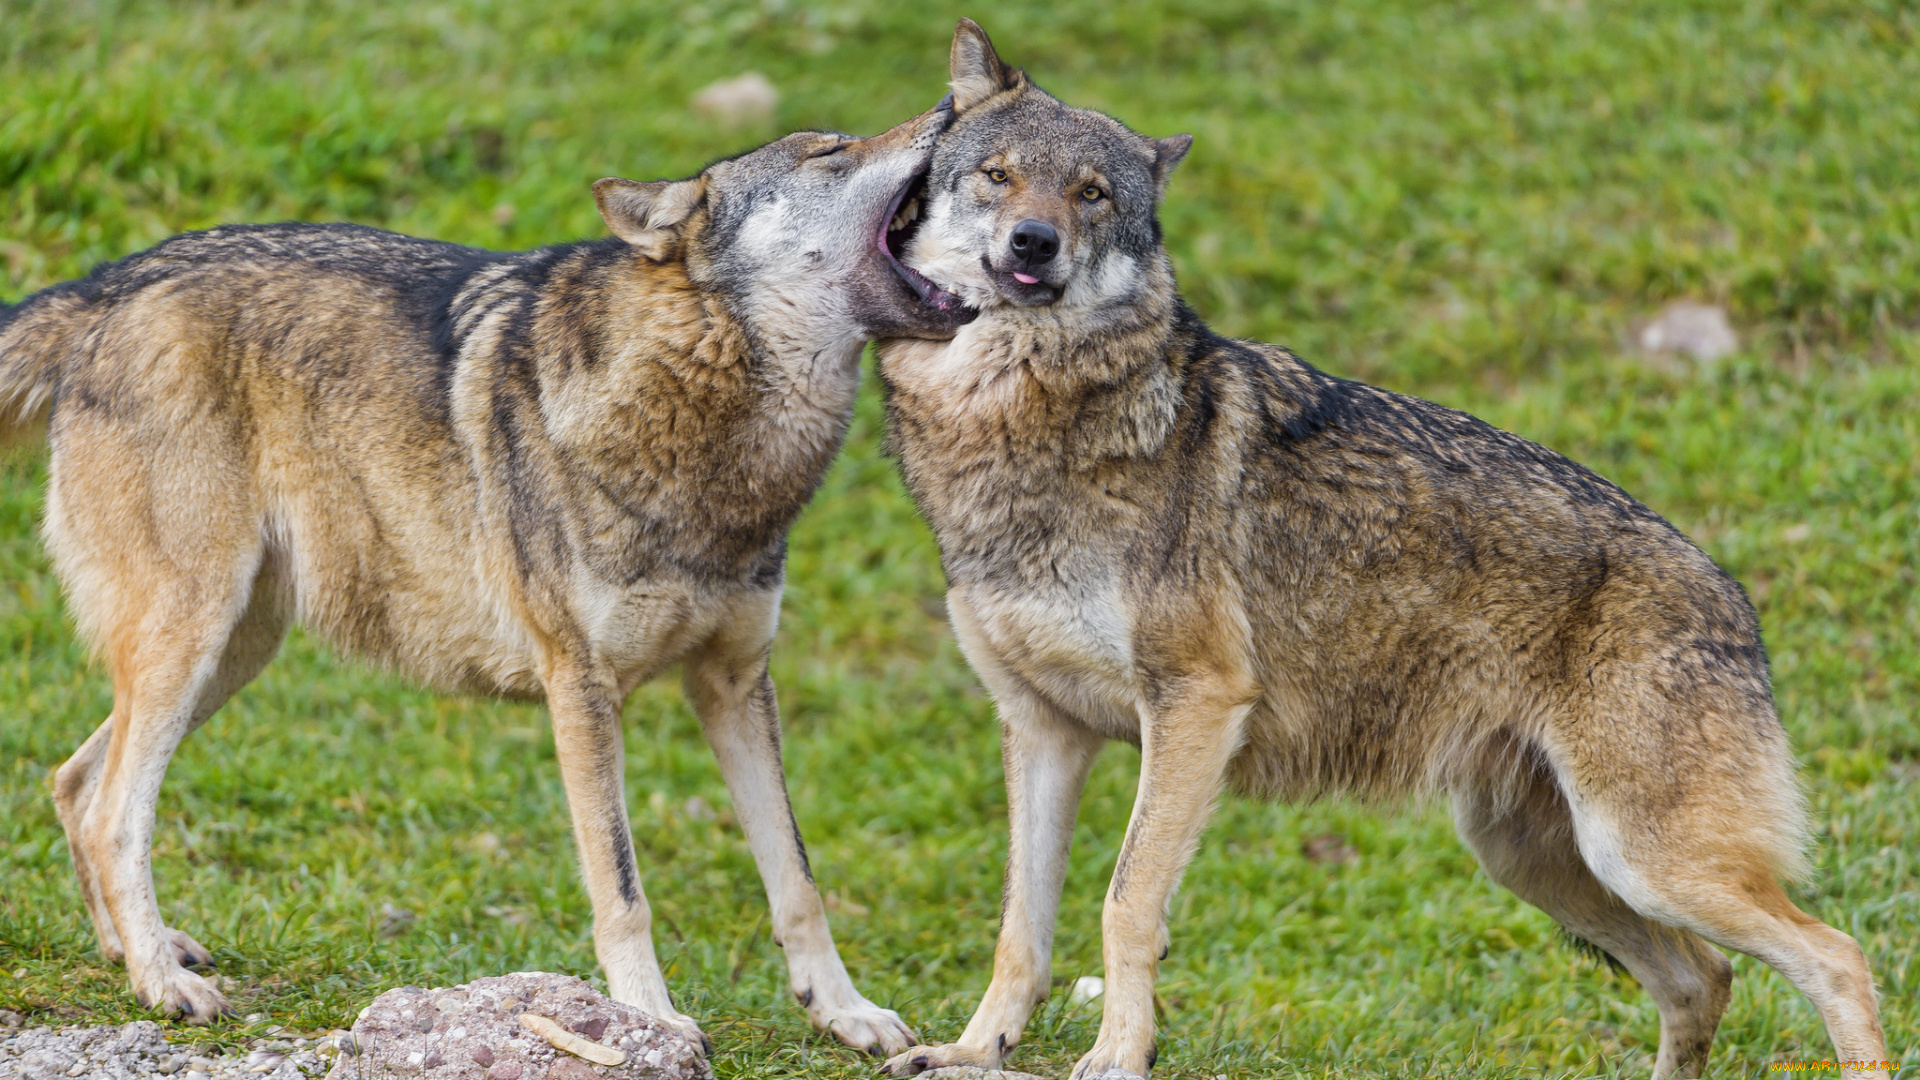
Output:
top-left (952, 579), bottom-right (1143, 738)
top-left (575, 577), bottom-right (748, 692)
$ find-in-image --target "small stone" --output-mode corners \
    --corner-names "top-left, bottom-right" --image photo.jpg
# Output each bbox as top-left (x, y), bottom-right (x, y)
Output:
top-left (689, 73), bottom-right (778, 130)
top-left (547, 1060), bottom-right (596, 1080)
top-left (1639, 300), bottom-right (1738, 362)
top-left (1302, 832), bottom-right (1357, 866)
top-left (470, 1045), bottom-right (494, 1067)
top-left (378, 903), bottom-right (417, 937)
top-left (1068, 975), bottom-right (1105, 1007)
top-left (185, 1072), bottom-right (209, 1080)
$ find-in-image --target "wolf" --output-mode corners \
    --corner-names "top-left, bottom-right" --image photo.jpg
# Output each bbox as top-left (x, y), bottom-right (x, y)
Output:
top-left (874, 21), bottom-right (1891, 1080)
top-left (0, 102), bottom-right (972, 1053)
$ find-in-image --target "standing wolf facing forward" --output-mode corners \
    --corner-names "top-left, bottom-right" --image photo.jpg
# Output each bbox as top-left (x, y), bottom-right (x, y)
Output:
top-left (0, 102), bottom-right (973, 1053)
top-left (877, 21), bottom-right (1890, 1080)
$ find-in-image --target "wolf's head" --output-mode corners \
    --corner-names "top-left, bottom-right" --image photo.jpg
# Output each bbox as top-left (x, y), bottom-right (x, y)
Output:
top-left (594, 103), bottom-right (973, 343)
top-left (888, 20), bottom-right (1190, 320)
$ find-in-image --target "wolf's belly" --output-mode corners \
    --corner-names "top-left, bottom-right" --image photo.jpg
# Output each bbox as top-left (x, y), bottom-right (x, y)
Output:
top-left (272, 482), bottom-right (744, 700)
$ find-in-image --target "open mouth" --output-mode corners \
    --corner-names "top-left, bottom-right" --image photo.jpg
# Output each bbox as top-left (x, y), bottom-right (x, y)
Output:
top-left (877, 170), bottom-right (965, 313)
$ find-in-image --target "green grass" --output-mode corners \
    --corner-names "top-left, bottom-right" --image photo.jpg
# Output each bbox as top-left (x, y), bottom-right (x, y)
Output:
top-left (2, 1), bottom-right (1915, 1076)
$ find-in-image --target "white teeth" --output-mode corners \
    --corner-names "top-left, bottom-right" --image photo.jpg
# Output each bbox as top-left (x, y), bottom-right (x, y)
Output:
top-left (888, 197), bottom-right (921, 234)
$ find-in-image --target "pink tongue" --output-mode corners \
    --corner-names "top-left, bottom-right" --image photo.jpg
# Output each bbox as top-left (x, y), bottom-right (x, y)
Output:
top-left (1013, 272), bottom-right (1040, 284)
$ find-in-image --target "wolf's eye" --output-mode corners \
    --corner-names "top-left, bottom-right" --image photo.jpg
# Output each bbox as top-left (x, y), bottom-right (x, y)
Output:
top-left (986, 167), bottom-right (1008, 183)
top-left (807, 141), bottom-right (847, 160)
top-left (1081, 185), bottom-right (1104, 201)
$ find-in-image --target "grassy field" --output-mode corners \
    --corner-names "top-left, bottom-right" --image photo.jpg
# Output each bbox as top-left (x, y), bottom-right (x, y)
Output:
top-left (2, 1), bottom-right (1915, 1076)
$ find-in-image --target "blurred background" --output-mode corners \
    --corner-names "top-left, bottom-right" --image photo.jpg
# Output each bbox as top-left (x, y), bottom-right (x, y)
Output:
top-left (2, 2), bottom-right (1914, 1076)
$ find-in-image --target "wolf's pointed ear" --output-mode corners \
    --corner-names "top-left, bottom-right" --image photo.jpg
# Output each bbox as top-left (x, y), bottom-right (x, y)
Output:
top-left (1151, 134), bottom-right (1193, 197)
top-left (594, 176), bottom-right (707, 261)
top-left (950, 18), bottom-right (1025, 113)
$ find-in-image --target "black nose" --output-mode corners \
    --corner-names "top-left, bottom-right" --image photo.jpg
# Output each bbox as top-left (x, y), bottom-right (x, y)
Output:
top-left (1008, 219), bottom-right (1059, 267)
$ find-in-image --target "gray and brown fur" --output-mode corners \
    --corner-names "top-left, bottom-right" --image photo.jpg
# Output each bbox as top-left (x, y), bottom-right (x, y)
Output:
top-left (877, 21), bottom-right (1891, 1080)
top-left (0, 104), bottom-right (973, 1054)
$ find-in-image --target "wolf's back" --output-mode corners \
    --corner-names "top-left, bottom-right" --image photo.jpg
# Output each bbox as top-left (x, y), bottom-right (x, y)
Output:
top-left (0, 223), bottom-right (520, 446)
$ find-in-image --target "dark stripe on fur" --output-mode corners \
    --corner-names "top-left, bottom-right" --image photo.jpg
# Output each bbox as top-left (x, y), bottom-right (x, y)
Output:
top-left (612, 817), bottom-right (640, 905)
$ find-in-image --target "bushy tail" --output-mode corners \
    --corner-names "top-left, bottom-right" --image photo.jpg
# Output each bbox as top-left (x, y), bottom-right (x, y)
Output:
top-left (0, 283), bottom-right (89, 446)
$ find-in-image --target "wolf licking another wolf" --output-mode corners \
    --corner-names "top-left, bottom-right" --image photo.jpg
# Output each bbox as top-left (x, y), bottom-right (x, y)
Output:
top-left (0, 100), bottom-right (973, 1055)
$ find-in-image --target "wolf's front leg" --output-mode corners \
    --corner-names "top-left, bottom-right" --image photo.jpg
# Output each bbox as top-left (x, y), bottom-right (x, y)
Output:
top-left (1071, 672), bottom-right (1255, 1080)
top-left (682, 633), bottom-right (913, 1056)
top-left (885, 652), bottom-right (1104, 1076)
top-left (546, 663), bottom-right (708, 1053)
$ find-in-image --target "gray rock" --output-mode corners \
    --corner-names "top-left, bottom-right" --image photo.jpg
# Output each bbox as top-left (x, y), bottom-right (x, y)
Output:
top-left (326, 972), bottom-right (709, 1080)
top-left (0, 1020), bottom-right (297, 1080)
top-left (1639, 301), bottom-right (1738, 362)
top-left (689, 73), bottom-right (778, 130)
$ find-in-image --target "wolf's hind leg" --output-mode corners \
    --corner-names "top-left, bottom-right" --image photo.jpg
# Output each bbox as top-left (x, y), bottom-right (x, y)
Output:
top-left (54, 717), bottom-right (128, 960)
top-left (1453, 737), bottom-right (1731, 1080)
top-left (684, 634), bottom-right (915, 1057)
top-left (79, 569), bottom-right (280, 1022)
top-left (55, 558), bottom-right (289, 974)
top-left (1548, 704), bottom-right (1891, 1079)
top-left (56, 717), bottom-right (217, 969)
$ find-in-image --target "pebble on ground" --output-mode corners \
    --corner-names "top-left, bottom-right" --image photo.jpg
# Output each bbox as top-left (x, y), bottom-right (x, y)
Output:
top-left (0, 1019), bottom-right (327, 1080)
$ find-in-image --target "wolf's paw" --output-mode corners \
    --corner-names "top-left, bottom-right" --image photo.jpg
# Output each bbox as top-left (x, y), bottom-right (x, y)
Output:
top-left (805, 993), bottom-right (915, 1056)
top-left (101, 925), bottom-right (211, 968)
top-left (134, 966), bottom-right (232, 1024)
top-left (168, 927), bottom-right (214, 968)
top-left (882, 1042), bottom-right (1000, 1076)
top-left (1069, 1039), bottom-right (1151, 1080)
top-left (658, 1011), bottom-right (712, 1057)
